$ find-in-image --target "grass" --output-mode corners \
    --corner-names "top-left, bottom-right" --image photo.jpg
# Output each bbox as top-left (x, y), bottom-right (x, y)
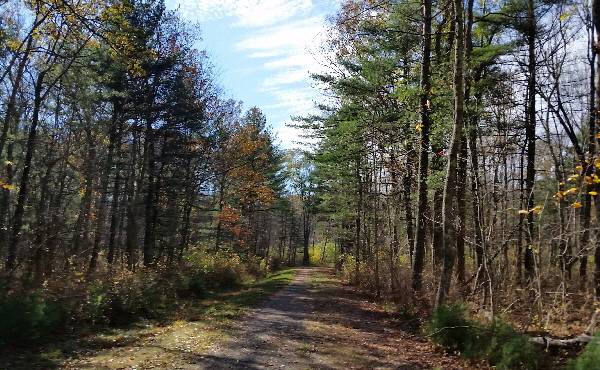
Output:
top-left (195, 268), bottom-right (296, 321)
top-left (308, 269), bottom-right (337, 287)
top-left (0, 268), bottom-right (297, 369)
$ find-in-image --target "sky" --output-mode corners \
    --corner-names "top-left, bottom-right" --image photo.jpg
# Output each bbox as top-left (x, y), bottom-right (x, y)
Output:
top-left (164, 0), bottom-right (341, 149)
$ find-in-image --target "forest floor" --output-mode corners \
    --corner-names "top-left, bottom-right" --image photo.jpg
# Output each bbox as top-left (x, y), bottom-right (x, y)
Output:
top-left (4, 268), bottom-right (477, 369)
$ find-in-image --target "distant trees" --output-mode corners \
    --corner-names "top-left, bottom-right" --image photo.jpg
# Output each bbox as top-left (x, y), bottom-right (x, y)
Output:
top-left (0, 0), bottom-right (305, 287)
top-left (302, 0), bottom-right (600, 332)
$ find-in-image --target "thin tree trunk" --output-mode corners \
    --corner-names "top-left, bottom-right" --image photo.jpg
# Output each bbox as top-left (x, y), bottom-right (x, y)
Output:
top-left (107, 164), bottom-right (121, 265)
top-left (436, 0), bottom-right (465, 307)
top-left (88, 105), bottom-right (121, 272)
top-left (592, 0), bottom-right (600, 298)
top-left (412, 0), bottom-right (433, 292)
top-left (523, 0), bottom-right (537, 281)
top-left (6, 71), bottom-right (46, 272)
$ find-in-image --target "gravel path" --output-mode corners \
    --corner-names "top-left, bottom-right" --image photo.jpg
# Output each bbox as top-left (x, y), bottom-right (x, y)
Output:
top-left (39, 267), bottom-right (472, 369)
top-left (190, 267), bottom-right (471, 370)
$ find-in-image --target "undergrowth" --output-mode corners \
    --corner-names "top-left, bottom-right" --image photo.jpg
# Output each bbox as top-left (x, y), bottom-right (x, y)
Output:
top-left (426, 303), bottom-right (542, 369)
top-left (0, 249), bottom-right (287, 347)
top-left (566, 331), bottom-right (600, 370)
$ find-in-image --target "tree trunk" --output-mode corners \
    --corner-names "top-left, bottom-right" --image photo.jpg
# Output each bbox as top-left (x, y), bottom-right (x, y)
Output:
top-left (0, 36), bottom-right (32, 160)
top-left (436, 0), bottom-right (465, 307)
top-left (6, 71), bottom-right (46, 272)
top-left (88, 104), bottom-right (121, 272)
top-left (456, 136), bottom-right (467, 285)
top-left (70, 121), bottom-right (95, 266)
top-left (523, 0), bottom-right (537, 281)
top-left (106, 164), bottom-right (121, 265)
top-left (143, 119), bottom-right (156, 267)
top-left (593, 0), bottom-right (600, 298)
top-left (412, 0), bottom-right (433, 292)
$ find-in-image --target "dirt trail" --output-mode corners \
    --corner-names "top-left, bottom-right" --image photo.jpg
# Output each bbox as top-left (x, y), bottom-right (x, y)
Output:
top-left (56, 268), bottom-right (473, 369)
top-left (191, 267), bottom-right (470, 369)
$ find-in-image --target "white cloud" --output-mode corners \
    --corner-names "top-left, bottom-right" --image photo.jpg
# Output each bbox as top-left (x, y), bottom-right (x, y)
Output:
top-left (172, 0), bottom-right (313, 28)
top-left (167, 0), bottom-right (338, 148)
top-left (264, 88), bottom-right (316, 115)
top-left (262, 69), bottom-right (308, 87)
top-left (236, 16), bottom-right (327, 93)
top-left (234, 16), bottom-right (330, 148)
top-left (273, 124), bottom-right (314, 149)
top-left (235, 17), bottom-right (324, 50)
top-left (263, 53), bottom-right (317, 69)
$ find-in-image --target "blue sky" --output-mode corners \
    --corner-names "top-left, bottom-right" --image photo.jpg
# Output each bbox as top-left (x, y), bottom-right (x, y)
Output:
top-left (164, 0), bottom-right (341, 148)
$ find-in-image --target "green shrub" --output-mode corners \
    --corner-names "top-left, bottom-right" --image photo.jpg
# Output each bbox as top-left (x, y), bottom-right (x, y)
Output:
top-left (267, 255), bottom-right (282, 271)
top-left (0, 293), bottom-right (66, 345)
top-left (567, 332), bottom-right (600, 370)
top-left (244, 255), bottom-right (267, 278)
top-left (81, 272), bottom-right (177, 326)
top-left (186, 273), bottom-right (207, 297)
top-left (185, 250), bottom-right (247, 291)
top-left (427, 305), bottom-right (542, 369)
top-left (426, 303), bottom-right (480, 354)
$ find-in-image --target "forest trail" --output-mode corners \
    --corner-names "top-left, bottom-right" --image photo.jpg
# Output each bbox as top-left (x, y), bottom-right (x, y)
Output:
top-left (61, 268), bottom-right (473, 369)
top-left (196, 267), bottom-right (470, 369)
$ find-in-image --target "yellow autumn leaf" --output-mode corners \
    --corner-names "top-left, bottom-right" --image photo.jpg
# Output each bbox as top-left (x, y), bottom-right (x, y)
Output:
top-left (554, 191), bottom-right (564, 199)
top-left (589, 191), bottom-right (598, 196)
top-left (529, 205), bottom-right (543, 214)
top-left (2, 184), bottom-right (14, 191)
top-left (563, 187), bottom-right (578, 195)
top-left (567, 174), bottom-right (579, 181)
top-left (576, 165), bottom-right (584, 172)
top-left (415, 123), bottom-right (423, 132)
top-left (518, 209), bottom-right (529, 215)
top-left (6, 39), bottom-right (20, 51)
top-left (559, 11), bottom-right (571, 22)
top-left (571, 202), bottom-right (583, 209)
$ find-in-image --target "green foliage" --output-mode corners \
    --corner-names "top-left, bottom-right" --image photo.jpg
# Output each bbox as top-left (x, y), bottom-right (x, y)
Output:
top-left (483, 320), bottom-right (540, 370)
top-left (0, 253), bottom-right (274, 347)
top-left (266, 255), bottom-right (282, 271)
top-left (426, 303), bottom-right (479, 353)
top-left (0, 293), bottom-right (67, 346)
top-left (427, 304), bottom-right (542, 369)
top-left (567, 332), bottom-right (600, 370)
top-left (185, 250), bottom-right (248, 295)
top-left (82, 271), bottom-right (180, 326)
top-left (309, 242), bottom-right (336, 266)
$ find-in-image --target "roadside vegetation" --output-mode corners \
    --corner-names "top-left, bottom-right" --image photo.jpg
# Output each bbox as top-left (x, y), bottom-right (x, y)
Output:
top-left (1, 266), bottom-right (295, 368)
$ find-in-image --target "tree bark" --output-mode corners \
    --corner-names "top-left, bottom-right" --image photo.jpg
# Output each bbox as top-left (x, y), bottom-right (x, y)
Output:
top-left (523, 0), bottom-right (537, 281)
top-left (6, 71), bottom-right (46, 272)
top-left (436, 0), bottom-right (465, 307)
top-left (412, 0), bottom-right (433, 292)
top-left (88, 104), bottom-right (121, 272)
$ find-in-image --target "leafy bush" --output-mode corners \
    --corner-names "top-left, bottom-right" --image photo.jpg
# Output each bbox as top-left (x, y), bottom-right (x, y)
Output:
top-left (81, 271), bottom-right (179, 326)
top-left (185, 250), bottom-right (248, 292)
top-left (267, 255), bottom-right (282, 271)
top-left (0, 250), bottom-right (268, 347)
top-left (426, 303), bottom-right (480, 354)
top-left (485, 320), bottom-right (541, 370)
top-left (244, 255), bottom-right (267, 278)
top-left (0, 293), bottom-right (66, 345)
top-left (567, 332), bottom-right (600, 370)
top-left (427, 304), bottom-right (542, 369)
